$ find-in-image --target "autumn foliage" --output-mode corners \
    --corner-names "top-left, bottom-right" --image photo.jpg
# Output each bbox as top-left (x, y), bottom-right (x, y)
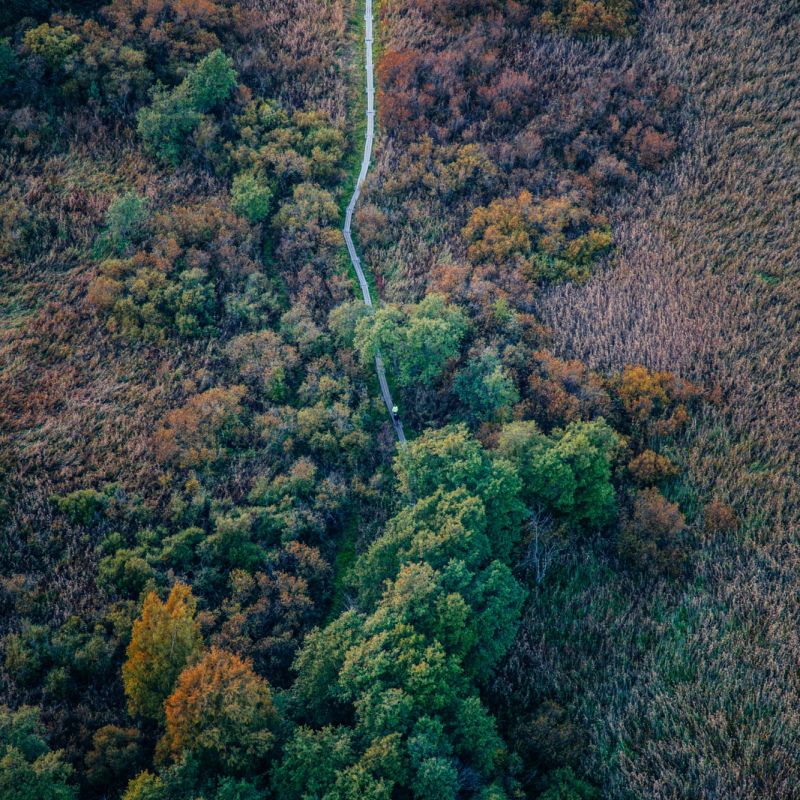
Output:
top-left (1, 0), bottom-right (791, 797)
top-left (160, 647), bottom-right (278, 773)
top-left (122, 583), bottom-right (202, 721)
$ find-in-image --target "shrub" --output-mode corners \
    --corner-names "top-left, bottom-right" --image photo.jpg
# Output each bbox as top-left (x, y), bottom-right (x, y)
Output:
top-left (272, 181), bottom-right (341, 268)
top-left (231, 173), bottom-right (272, 223)
top-left (23, 23), bottom-right (80, 69)
top-left (539, 1), bottom-right (634, 37)
top-left (230, 101), bottom-right (346, 191)
top-left (462, 192), bottom-right (612, 284)
top-left (614, 365), bottom-right (701, 439)
top-left (100, 202), bottom-right (259, 342)
top-left (703, 499), bottom-right (738, 535)
top-left (100, 193), bottom-right (149, 255)
top-left (627, 449), bottom-right (679, 485)
top-left (617, 488), bottom-right (687, 577)
top-left (153, 386), bottom-right (247, 470)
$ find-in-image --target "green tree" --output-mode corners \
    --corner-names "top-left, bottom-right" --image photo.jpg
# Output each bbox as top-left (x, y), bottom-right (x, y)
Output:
top-left (122, 759), bottom-right (265, 800)
top-left (136, 85), bottom-right (202, 165)
top-left (450, 696), bottom-right (504, 774)
top-left (401, 295), bottom-right (469, 386)
top-left (351, 489), bottom-right (491, 607)
top-left (540, 767), bottom-right (600, 800)
top-left (354, 295), bottom-right (468, 389)
top-left (462, 560), bottom-right (526, 681)
top-left (453, 349), bottom-right (518, 424)
top-left (0, 705), bottom-right (76, 800)
top-left (183, 49), bottom-right (237, 112)
top-left (214, 778), bottom-right (265, 800)
top-left (338, 622), bottom-right (465, 716)
top-left (292, 610), bottom-right (365, 724)
top-left (0, 39), bottom-right (17, 87)
top-left (412, 757), bottom-right (458, 800)
top-left (496, 421), bottom-right (577, 514)
top-left (372, 563), bottom-right (476, 662)
top-left (101, 192), bottom-right (149, 255)
top-left (555, 419), bottom-right (620, 526)
top-left (497, 419), bottom-right (620, 527)
top-left (328, 300), bottom-right (369, 348)
top-left (54, 487), bottom-right (108, 525)
top-left (272, 726), bottom-right (354, 800)
top-left (122, 583), bottom-right (203, 721)
top-left (393, 424), bottom-right (524, 556)
top-left (97, 547), bottom-right (156, 598)
top-left (287, 425), bottom-right (526, 799)
top-left (137, 49), bottom-right (236, 165)
top-left (2, 624), bottom-right (52, 687)
top-left (198, 508), bottom-right (266, 573)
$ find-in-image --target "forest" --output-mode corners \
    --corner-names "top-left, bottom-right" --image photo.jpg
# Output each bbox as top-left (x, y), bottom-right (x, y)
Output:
top-left (0, 0), bottom-right (796, 799)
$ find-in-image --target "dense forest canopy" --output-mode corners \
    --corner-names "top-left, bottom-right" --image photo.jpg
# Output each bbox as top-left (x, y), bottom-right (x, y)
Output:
top-left (0, 0), bottom-right (796, 799)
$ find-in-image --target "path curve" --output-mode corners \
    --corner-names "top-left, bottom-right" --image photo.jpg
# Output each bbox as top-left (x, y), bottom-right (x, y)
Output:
top-left (343, 0), bottom-right (407, 444)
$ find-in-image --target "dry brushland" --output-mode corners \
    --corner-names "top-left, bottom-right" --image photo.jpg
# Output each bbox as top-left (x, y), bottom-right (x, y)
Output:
top-left (0, 1), bottom-right (797, 799)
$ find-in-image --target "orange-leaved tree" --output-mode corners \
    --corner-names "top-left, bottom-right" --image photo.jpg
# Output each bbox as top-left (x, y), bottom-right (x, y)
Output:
top-left (159, 647), bottom-right (279, 774)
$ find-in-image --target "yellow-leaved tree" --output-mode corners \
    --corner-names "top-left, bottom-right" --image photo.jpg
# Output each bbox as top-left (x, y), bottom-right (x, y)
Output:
top-left (122, 583), bottom-right (203, 721)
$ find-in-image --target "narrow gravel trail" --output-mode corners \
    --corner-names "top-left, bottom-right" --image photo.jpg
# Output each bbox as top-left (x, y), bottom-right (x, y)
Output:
top-left (343, 0), bottom-right (407, 444)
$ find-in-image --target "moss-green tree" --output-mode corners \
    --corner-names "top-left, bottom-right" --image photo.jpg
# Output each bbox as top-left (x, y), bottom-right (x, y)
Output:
top-left (23, 23), bottom-right (80, 69)
top-left (231, 173), bottom-right (272, 223)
